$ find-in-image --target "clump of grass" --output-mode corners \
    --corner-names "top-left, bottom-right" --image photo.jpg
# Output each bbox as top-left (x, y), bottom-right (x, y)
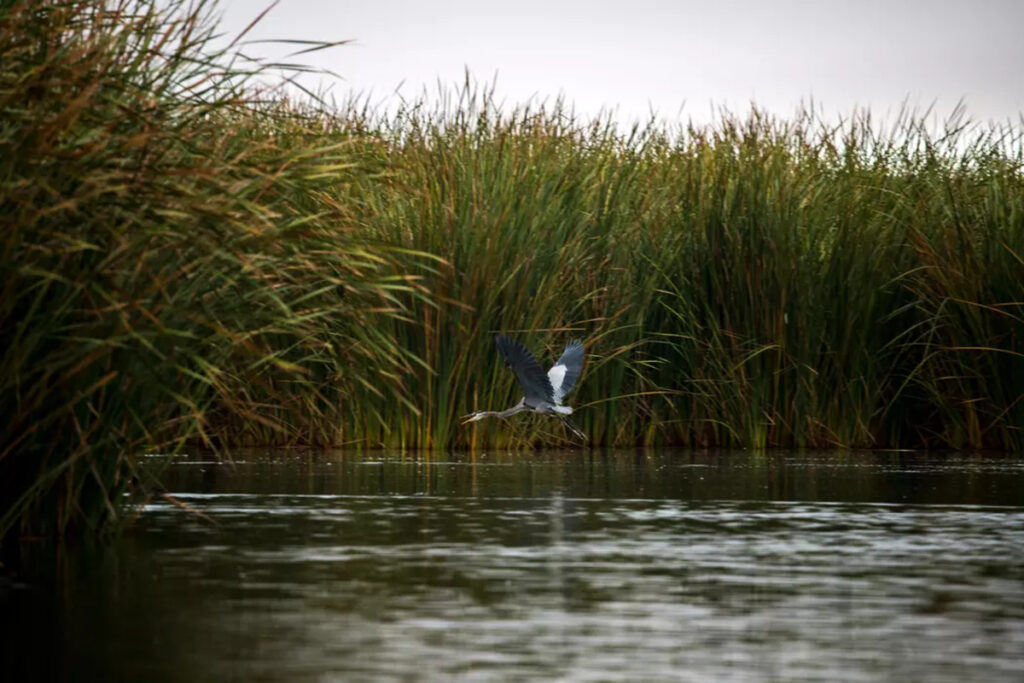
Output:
top-left (0, 0), bottom-right (429, 547)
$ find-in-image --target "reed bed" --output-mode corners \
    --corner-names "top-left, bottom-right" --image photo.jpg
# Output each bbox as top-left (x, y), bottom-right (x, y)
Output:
top-left (2, 0), bottom-right (1023, 548)
top-left (334, 95), bottom-right (1024, 451)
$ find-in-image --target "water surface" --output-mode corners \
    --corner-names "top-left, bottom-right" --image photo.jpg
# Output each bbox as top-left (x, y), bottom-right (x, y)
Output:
top-left (8, 451), bottom-right (1024, 681)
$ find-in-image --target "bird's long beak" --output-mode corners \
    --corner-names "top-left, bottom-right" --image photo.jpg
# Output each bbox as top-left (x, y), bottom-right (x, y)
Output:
top-left (460, 412), bottom-right (479, 424)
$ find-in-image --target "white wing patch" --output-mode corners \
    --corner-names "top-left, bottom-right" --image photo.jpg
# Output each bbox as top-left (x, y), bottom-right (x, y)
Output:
top-left (548, 364), bottom-right (568, 403)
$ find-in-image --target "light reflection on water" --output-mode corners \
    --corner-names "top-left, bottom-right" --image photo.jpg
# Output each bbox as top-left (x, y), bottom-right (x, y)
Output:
top-left (12, 451), bottom-right (1024, 681)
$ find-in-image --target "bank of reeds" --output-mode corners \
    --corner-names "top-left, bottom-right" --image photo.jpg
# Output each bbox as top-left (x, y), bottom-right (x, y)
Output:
top-left (3, 0), bottom-right (1023, 548)
top-left (333, 95), bottom-right (1024, 451)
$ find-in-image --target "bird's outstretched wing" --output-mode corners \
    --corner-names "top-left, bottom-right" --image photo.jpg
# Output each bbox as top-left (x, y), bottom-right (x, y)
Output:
top-left (548, 339), bottom-right (584, 403)
top-left (495, 335), bottom-right (554, 404)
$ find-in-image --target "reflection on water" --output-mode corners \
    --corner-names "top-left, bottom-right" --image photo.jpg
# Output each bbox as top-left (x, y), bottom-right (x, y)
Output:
top-left (8, 451), bottom-right (1024, 681)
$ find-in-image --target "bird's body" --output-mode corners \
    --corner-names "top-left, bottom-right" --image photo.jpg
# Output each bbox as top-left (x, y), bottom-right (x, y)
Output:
top-left (462, 335), bottom-right (587, 441)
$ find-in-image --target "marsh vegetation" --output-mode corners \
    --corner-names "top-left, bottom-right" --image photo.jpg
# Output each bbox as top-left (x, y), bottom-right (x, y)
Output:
top-left (2, 0), bottom-right (1023, 545)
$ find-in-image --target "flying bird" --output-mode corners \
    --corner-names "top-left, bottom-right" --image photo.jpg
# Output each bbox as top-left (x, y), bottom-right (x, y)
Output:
top-left (462, 335), bottom-right (587, 441)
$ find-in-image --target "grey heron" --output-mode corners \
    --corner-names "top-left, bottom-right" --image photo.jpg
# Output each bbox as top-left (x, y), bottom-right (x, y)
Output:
top-left (462, 335), bottom-right (587, 441)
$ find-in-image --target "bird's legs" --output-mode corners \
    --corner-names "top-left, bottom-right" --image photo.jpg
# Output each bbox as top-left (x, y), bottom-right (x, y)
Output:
top-left (556, 415), bottom-right (588, 442)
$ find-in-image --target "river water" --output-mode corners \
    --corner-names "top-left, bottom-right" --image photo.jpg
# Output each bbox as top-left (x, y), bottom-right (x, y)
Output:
top-left (8, 451), bottom-right (1024, 681)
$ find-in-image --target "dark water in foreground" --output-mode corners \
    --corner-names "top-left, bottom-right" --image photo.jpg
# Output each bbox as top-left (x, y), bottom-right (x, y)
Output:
top-left (7, 451), bottom-right (1024, 681)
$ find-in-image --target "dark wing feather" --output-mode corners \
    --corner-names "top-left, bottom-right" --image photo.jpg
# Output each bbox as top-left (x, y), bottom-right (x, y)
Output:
top-left (495, 335), bottom-right (554, 404)
top-left (550, 339), bottom-right (584, 402)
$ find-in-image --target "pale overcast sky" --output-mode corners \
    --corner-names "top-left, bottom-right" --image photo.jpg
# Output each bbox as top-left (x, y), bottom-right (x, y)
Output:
top-left (214, 0), bottom-right (1024, 126)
